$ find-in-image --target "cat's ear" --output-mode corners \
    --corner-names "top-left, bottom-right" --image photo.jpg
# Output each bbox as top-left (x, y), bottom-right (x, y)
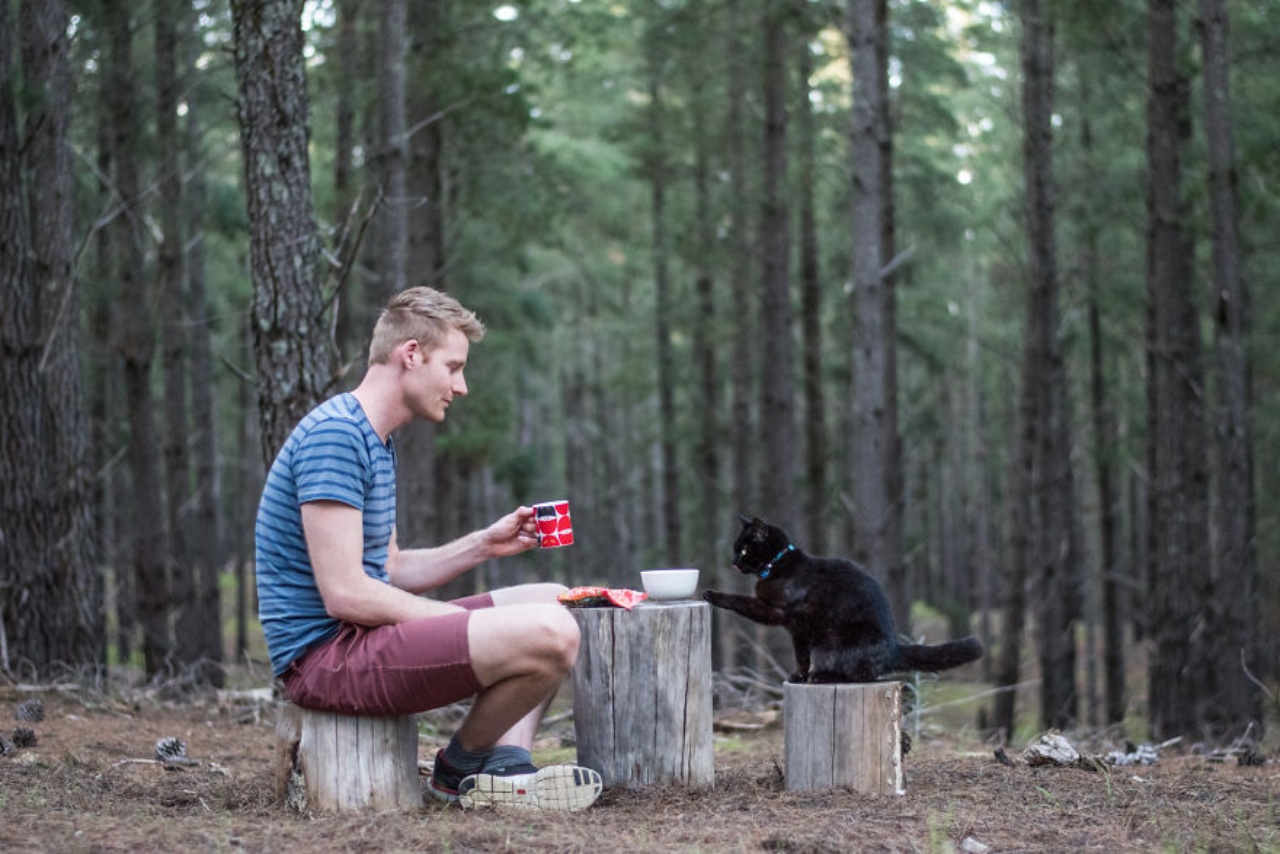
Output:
top-left (737, 514), bottom-right (754, 529)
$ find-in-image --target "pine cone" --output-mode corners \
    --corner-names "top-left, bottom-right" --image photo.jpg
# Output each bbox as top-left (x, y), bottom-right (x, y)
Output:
top-left (15, 699), bottom-right (44, 723)
top-left (155, 736), bottom-right (187, 762)
top-left (0, 733), bottom-right (14, 756)
top-left (11, 727), bottom-right (37, 748)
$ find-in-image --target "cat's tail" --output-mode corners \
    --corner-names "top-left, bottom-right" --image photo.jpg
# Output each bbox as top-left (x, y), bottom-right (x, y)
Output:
top-left (894, 636), bottom-right (983, 673)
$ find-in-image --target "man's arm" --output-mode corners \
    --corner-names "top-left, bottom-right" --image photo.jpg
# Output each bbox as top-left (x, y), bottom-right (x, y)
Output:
top-left (303, 500), bottom-right (463, 625)
top-left (386, 506), bottom-right (540, 595)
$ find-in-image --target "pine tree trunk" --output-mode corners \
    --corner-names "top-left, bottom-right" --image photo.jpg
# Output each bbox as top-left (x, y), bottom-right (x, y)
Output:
top-left (690, 69), bottom-right (722, 588)
top-left (722, 0), bottom-right (755, 673)
top-left (331, 0), bottom-right (359, 362)
top-left (796, 46), bottom-right (827, 554)
top-left (1144, 0), bottom-right (1211, 740)
top-left (1199, 0), bottom-right (1260, 735)
top-left (759, 1), bottom-right (796, 533)
top-left (232, 0), bottom-right (332, 468)
top-left (184, 8), bottom-right (225, 685)
top-left (0, 0), bottom-right (103, 675)
top-left (847, 0), bottom-right (898, 618)
top-left (377, 0), bottom-right (407, 295)
top-left (105, 2), bottom-right (169, 677)
top-left (0, 0), bottom-right (45, 676)
top-left (156, 0), bottom-right (200, 677)
top-left (645, 28), bottom-right (682, 564)
top-left (1019, 0), bottom-right (1080, 731)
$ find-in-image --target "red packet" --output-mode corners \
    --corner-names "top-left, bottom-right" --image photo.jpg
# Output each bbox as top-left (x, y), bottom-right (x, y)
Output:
top-left (557, 586), bottom-right (648, 610)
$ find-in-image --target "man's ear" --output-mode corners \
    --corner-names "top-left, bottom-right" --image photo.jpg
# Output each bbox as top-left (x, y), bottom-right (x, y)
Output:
top-left (400, 338), bottom-right (421, 368)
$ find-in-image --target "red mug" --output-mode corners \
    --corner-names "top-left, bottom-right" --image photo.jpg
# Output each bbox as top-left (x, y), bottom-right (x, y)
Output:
top-left (531, 500), bottom-right (574, 548)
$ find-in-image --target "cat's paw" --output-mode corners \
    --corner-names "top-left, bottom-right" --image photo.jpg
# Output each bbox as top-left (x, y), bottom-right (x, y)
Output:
top-left (703, 590), bottom-right (725, 606)
top-left (788, 671), bottom-right (809, 684)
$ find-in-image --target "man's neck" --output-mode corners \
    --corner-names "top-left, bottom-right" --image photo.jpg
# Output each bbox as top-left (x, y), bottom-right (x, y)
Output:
top-left (351, 366), bottom-right (411, 442)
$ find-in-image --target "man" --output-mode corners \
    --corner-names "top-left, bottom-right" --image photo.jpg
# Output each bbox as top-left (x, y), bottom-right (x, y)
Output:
top-left (254, 286), bottom-right (601, 811)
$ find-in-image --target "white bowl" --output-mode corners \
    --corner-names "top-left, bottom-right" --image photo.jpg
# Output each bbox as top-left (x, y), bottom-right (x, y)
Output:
top-left (641, 569), bottom-right (700, 600)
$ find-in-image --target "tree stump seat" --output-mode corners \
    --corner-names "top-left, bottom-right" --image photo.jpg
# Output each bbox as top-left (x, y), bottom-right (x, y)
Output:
top-left (783, 680), bottom-right (904, 795)
top-left (274, 703), bottom-right (422, 813)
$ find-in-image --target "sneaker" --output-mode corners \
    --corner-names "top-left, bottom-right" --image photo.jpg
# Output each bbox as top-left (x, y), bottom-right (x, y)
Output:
top-left (427, 749), bottom-right (469, 805)
top-left (458, 762), bottom-right (603, 812)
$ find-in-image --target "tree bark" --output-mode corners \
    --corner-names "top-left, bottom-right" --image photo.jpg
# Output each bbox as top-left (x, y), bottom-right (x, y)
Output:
top-left (759, 0), bottom-right (796, 532)
top-left (1019, 0), bottom-right (1080, 730)
top-left (1144, 0), bottom-right (1212, 740)
top-left (1199, 0), bottom-right (1260, 735)
top-left (796, 44), bottom-right (827, 554)
top-left (180, 4), bottom-right (225, 685)
top-left (846, 0), bottom-right (901, 625)
top-left (722, 0), bottom-right (756, 673)
top-left (232, 0), bottom-right (332, 468)
top-left (155, 0), bottom-right (199, 678)
top-left (690, 59), bottom-right (721, 590)
top-left (104, 0), bottom-right (169, 677)
top-left (646, 20), bottom-right (682, 563)
top-left (377, 0), bottom-right (407, 295)
top-left (0, 0), bottom-right (103, 676)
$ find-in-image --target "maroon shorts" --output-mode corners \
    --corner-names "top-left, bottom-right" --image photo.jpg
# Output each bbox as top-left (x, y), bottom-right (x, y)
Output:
top-left (281, 592), bottom-right (494, 716)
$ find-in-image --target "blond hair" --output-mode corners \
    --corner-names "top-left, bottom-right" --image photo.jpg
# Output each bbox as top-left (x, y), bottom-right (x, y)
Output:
top-left (367, 286), bottom-right (486, 365)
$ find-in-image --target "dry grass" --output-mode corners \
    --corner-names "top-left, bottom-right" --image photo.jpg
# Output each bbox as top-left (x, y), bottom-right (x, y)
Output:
top-left (1, 679), bottom-right (1277, 853)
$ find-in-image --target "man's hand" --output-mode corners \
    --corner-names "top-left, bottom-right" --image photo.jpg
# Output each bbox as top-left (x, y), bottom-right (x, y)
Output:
top-left (481, 506), bottom-right (540, 558)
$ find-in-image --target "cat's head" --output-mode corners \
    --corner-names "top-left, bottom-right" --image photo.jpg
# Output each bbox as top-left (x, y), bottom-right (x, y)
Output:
top-left (731, 515), bottom-right (794, 575)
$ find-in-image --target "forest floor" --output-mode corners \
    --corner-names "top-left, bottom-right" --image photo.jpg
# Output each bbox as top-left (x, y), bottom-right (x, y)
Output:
top-left (1, 674), bottom-right (1277, 854)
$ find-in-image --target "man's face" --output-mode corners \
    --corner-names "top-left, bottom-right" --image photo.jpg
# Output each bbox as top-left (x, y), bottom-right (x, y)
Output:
top-left (408, 327), bottom-right (470, 422)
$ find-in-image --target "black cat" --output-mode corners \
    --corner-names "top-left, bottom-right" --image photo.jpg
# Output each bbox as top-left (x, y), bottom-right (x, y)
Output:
top-left (704, 516), bottom-right (983, 684)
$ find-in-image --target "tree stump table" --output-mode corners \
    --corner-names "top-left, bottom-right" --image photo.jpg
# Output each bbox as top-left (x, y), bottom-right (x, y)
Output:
top-left (569, 600), bottom-right (714, 788)
top-left (275, 703), bottom-right (422, 813)
top-left (783, 681), bottom-right (904, 795)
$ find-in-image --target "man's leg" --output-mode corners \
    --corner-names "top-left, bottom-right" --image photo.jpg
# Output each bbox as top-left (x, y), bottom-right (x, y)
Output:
top-left (433, 588), bottom-right (601, 810)
top-left (451, 600), bottom-right (577, 752)
top-left (484, 584), bottom-right (567, 750)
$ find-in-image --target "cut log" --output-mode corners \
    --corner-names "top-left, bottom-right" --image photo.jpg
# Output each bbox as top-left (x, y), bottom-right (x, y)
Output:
top-left (783, 681), bottom-right (904, 795)
top-left (570, 600), bottom-right (714, 788)
top-left (275, 703), bottom-right (422, 812)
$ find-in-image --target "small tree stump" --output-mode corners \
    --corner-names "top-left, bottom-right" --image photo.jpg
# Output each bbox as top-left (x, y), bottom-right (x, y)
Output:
top-left (783, 681), bottom-right (904, 795)
top-left (275, 703), bottom-right (422, 813)
top-left (570, 600), bottom-right (714, 788)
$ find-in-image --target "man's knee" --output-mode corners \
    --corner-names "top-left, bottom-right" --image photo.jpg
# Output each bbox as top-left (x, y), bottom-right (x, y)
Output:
top-left (534, 604), bottom-right (580, 671)
top-left (469, 602), bottom-right (580, 682)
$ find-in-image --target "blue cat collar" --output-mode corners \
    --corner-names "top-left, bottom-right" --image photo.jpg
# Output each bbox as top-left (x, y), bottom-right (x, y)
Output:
top-left (758, 544), bottom-right (795, 580)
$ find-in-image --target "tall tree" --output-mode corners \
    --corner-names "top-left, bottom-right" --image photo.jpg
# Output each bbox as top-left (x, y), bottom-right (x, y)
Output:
top-left (331, 0), bottom-right (360, 363)
top-left (104, 0), bottom-right (169, 677)
top-left (155, 0), bottom-right (197, 676)
top-left (232, 0), bottom-right (332, 467)
top-left (19, 0), bottom-right (103, 673)
top-left (1199, 0), bottom-right (1260, 736)
top-left (377, 0), bottom-right (407, 294)
top-left (689, 37), bottom-right (722, 588)
top-left (1144, 0), bottom-right (1212, 740)
top-left (796, 38), bottom-right (827, 553)
top-left (759, 0), bottom-right (796, 531)
top-left (645, 7), bottom-right (681, 561)
top-left (846, 0), bottom-right (900, 619)
top-left (721, 0), bottom-right (757, 672)
top-left (0, 0), bottom-right (35, 677)
top-left (1080, 96), bottom-right (1126, 725)
top-left (1017, 0), bottom-right (1080, 729)
top-left (182, 4), bottom-right (224, 686)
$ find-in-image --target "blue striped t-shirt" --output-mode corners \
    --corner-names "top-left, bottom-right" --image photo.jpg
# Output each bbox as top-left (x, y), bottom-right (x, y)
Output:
top-left (254, 393), bottom-right (397, 675)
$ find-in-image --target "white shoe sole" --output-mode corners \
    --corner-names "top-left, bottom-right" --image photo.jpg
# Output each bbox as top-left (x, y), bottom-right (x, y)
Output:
top-left (458, 765), bottom-right (603, 812)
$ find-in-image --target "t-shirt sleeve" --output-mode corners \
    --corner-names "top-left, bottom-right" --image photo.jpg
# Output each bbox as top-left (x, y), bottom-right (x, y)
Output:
top-left (292, 419), bottom-right (370, 511)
